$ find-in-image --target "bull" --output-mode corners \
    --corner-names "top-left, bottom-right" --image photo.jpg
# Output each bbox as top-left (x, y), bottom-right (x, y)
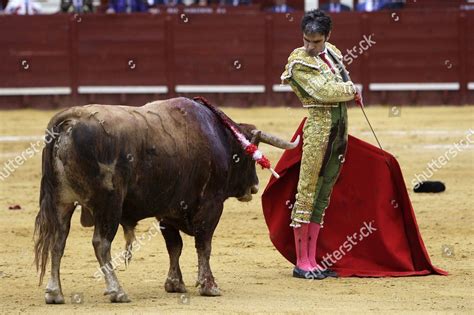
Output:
top-left (34, 97), bottom-right (298, 303)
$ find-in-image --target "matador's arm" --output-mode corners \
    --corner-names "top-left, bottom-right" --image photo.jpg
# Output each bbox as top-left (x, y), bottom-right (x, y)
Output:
top-left (290, 63), bottom-right (357, 104)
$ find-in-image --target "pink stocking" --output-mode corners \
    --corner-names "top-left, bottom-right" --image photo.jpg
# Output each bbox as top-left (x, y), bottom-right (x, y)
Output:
top-left (293, 224), bottom-right (313, 271)
top-left (308, 222), bottom-right (322, 270)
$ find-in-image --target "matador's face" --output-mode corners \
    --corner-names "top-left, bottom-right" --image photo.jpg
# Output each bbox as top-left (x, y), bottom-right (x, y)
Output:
top-left (303, 31), bottom-right (331, 57)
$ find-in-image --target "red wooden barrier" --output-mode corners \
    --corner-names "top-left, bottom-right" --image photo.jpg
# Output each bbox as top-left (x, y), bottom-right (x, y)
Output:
top-left (0, 15), bottom-right (71, 87)
top-left (0, 9), bottom-right (472, 108)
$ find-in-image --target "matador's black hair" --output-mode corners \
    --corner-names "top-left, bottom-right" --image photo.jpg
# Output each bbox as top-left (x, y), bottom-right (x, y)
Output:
top-left (301, 9), bottom-right (332, 38)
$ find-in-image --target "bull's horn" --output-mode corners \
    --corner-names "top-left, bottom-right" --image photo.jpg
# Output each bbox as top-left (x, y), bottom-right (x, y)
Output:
top-left (251, 130), bottom-right (300, 150)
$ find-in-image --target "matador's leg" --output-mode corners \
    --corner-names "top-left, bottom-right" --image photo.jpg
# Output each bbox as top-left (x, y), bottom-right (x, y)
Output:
top-left (290, 107), bottom-right (332, 227)
top-left (311, 104), bottom-right (348, 225)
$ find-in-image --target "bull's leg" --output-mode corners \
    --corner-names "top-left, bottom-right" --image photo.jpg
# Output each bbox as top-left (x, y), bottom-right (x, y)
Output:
top-left (45, 203), bottom-right (75, 304)
top-left (122, 224), bottom-right (136, 267)
top-left (92, 195), bottom-right (130, 303)
top-left (194, 201), bottom-right (223, 296)
top-left (160, 221), bottom-right (186, 293)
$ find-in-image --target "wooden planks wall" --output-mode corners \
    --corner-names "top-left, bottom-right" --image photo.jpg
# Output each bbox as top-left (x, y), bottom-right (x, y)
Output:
top-left (0, 9), bottom-right (472, 107)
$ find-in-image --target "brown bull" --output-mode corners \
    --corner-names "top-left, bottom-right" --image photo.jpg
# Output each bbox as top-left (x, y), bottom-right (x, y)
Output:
top-left (34, 97), bottom-right (298, 303)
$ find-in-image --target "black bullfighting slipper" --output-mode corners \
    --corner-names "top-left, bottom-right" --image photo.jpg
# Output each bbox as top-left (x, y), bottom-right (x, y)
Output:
top-left (320, 268), bottom-right (338, 278)
top-left (293, 267), bottom-right (327, 280)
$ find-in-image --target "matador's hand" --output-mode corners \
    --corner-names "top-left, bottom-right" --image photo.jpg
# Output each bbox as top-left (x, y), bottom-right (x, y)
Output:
top-left (354, 88), bottom-right (364, 108)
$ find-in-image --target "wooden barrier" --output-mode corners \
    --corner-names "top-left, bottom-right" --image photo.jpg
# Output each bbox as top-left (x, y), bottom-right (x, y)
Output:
top-left (0, 9), bottom-right (472, 108)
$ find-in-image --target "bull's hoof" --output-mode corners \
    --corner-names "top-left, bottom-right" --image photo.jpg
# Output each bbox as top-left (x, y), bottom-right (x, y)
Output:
top-left (45, 289), bottom-right (65, 304)
top-left (199, 283), bottom-right (221, 296)
top-left (105, 290), bottom-right (131, 303)
top-left (165, 278), bottom-right (187, 293)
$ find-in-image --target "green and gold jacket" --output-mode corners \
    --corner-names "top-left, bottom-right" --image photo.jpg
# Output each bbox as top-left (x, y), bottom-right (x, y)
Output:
top-left (281, 42), bottom-right (356, 107)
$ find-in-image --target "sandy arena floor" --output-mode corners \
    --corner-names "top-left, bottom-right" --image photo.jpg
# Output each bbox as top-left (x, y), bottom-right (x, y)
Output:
top-left (0, 105), bottom-right (473, 314)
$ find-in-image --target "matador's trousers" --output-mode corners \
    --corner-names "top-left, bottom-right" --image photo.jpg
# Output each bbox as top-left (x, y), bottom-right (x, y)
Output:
top-left (290, 103), bottom-right (348, 227)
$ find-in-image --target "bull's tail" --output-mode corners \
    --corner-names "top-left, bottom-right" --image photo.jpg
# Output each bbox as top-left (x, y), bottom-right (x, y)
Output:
top-left (34, 126), bottom-right (59, 286)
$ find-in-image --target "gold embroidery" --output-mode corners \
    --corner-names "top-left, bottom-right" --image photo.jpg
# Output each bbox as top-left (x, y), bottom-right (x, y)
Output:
top-left (281, 44), bottom-right (356, 106)
top-left (290, 107), bottom-right (332, 226)
top-left (284, 43), bottom-right (351, 227)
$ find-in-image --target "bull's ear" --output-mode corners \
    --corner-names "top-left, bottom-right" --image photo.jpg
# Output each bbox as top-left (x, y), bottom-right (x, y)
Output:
top-left (250, 130), bottom-right (261, 145)
top-left (237, 123), bottom-right (258, 142)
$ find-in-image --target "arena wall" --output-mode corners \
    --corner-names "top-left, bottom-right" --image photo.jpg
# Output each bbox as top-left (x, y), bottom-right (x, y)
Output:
top-left (0, 8), bottom-right (472, 108)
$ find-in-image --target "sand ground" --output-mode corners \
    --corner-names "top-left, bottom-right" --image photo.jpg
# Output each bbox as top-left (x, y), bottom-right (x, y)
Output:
top-left (0, 105), bottom-right (473, 314)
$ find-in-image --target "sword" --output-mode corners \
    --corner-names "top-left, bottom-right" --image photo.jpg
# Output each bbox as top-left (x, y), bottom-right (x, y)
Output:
top-left (353, 92), bottom-right (393, 170)
top-left (355, 96), bottom-right (384, 152)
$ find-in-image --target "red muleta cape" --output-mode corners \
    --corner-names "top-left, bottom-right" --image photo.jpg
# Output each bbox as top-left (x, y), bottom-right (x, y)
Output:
top-left (262, 118), bottom-right (447, 277)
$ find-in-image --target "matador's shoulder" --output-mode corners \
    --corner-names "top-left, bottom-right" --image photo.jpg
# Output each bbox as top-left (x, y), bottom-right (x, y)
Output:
top-left (325, 42), bottom-right (343, 60)
top-left (281, 47), bottom-right (321, 83)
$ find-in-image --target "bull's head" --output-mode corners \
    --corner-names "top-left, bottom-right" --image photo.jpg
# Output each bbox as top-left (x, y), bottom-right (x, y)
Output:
top-left (232, 123), bottom-right (299, 202)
